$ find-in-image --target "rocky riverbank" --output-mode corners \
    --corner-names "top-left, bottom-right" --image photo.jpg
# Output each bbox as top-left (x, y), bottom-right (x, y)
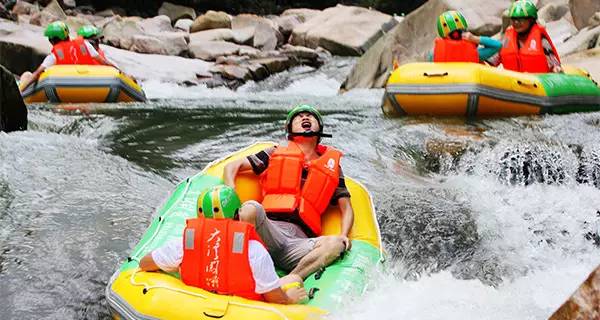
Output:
top-left (341, 0), bottom-right (600, 90)
top-left (0, 0), bottom-right (399, 88)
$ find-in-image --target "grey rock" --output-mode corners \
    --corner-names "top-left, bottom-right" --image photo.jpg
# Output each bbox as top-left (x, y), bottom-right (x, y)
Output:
top-left (0, 64), bottom-right (27, 132)
top-left (290, 5), bottom-right (396, 56)
top-left (174, 18), bottom-right (193, 32)
top-left (188, 40), bottom-right (240, 60)
top-left (569, 0), bottom-right (600, 29)
top-left (158, 2), bottom-right (196, 23)
top-left (190, 10), bottom-right (231, 33)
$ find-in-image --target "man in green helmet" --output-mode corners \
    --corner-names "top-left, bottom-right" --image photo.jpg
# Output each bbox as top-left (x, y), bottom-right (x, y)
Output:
top-left (77, 25), bottom-right (106, 60)
top-left (224, 104), bottom-right (354, 281)
top-left (429, 10), bottom-right (502, 63)
top-left (19, 21), bottom-right (122, 91)
top-left (140, 185), bottom-right (308, 304)
top-left (492, 0), bottom-right (562, 73)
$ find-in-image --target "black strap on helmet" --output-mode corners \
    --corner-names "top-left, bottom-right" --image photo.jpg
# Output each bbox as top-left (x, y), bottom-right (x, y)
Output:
top-left (288, 131), bottom-right (332, 138)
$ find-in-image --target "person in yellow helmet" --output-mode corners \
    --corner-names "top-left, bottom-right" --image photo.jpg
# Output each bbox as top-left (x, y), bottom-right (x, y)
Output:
top-left (429, 10), bottom-right (502, 63)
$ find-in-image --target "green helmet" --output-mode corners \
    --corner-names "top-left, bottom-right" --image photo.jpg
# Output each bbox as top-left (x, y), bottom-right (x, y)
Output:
top-left (285, 104), bottom-right (324, 135)
top-left (77, 25), bottom-right (101, 39)
top-left (196, 185), bottom-right (241, 219)
top-left (436, 10), bottom-right (468, 38)
top-left (508, 0), bottom-right (538, 19)
top-left (44, 21), bottom-right (69, 40)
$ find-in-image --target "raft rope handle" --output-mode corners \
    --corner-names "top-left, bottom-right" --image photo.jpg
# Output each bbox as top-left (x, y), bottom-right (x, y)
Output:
top-left (128, 269), bottom-right (290, 320)
top-left (423, 72), bottom-right (449, 77)
top-left (516, 80), bottom-right (538, 88)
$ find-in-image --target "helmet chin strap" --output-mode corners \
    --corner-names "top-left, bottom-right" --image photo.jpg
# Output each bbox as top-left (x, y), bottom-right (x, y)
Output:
top-left (289, 131), bottom-right (332, 138)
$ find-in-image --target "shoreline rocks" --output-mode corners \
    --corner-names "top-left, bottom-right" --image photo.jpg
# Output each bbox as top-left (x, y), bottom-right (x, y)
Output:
top-left (1, 1), bottom-right (395, 90)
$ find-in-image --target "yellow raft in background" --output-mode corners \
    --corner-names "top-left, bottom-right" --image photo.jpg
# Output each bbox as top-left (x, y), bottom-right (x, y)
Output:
top-left (382, 62), bottom-right (600, 117)
top-left (106, 142), bottom-right (383, 320)
top-left (21, 65), bottom-right (146, 103)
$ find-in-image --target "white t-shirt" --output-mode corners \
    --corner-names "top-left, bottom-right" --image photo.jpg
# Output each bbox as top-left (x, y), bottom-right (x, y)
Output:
top-left (41, 41), bottom-right (100, 68)
top-left (151, 238), bottom-right (281, 294)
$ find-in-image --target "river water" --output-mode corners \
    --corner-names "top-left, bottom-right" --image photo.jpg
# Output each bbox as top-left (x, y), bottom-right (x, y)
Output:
top-left (1, 58), bottom-right (600, 319)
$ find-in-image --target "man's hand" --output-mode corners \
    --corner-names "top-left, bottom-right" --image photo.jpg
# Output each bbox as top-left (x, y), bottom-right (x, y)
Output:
top-left (340, 235), bottom-right (352, 251)
top-left (552, 65), bottom-right (563, 73)
top-left (462, 31), bottom-right (480, 44)
top-left (285, 285), bottom-right (308, 304)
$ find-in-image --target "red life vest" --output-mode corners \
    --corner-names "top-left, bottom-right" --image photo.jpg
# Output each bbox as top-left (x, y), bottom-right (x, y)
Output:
top-left (433, 38), bottom-right (479, 63)
top-left (261, 141), bottom-right (342, 236)
top-left (51, 37), bottom-right (96, 65)
top-left (500, 24), bottom-right (560, 73)
top-left (180, 217), bottom-right (265, 301)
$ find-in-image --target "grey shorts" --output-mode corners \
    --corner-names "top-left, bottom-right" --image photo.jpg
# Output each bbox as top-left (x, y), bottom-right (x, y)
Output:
top-left (245, 200), bottom-right (318, 271)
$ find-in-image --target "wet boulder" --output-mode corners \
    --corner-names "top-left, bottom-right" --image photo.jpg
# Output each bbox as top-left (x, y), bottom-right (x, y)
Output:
top-left (130, 32), bottom-right (188, 56)
top-left (0, 64), bottom-right (27, 132)
top-left (537, 2), bottom-right (572, 24)
top-left (189, 28), bottom-right (234, 42)
top-left (11, 1), bottom-right (39, 16)
top-left (569, 0), bottom-right (600, 29)
top-left (549, 264), bottom-right (600, 320)
top-left (0, 19), bottom-right (50, 75)
top-left (290, 5), bottom-right (396, 56)
top-left (190, 10), bottom-right (231, 33)
top-left (29, 0), bottom-right (66, 27)
top-left (102, 45), bottom-right (212, 84)
top-left (281, 8), bottom-right (320, 22)
top-left (545, 18), bottom-right (578, 45)
top-left (102, 16), bottom-right (145, 50)
top-left (232, 14), bottom-right (282, 50)
top-left (377, 188), bottom-right (479, 275)
top-left (557, 25), bottom-right (600, 57)
top-left (158, 2), bottom-right (196, 24)
top-left (188, 40), bottom-right (241, 61)
top-left (102, 15), bottom-right (189, 56)
top-left (253, 20), bottom-right (283, 51)
top-left (174, 18), bottom-right (193, 32)
top-left (271, 14), bottom-right (302, 40)
top-left (563, 48), bottom-right (600, 93)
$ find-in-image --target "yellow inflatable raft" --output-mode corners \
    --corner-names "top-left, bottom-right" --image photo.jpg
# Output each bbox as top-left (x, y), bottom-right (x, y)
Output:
top-left (106, 142), bottom-right (384, 320)
top-left (20, 65), bottom-right (146, 103)
top-left (382, 62), bottom-right (600, 117)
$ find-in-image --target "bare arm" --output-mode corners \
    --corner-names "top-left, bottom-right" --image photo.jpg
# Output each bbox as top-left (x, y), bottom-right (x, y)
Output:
top-left (19, 65), bottom-right (45, 91)
top-left (338, 196), bottom-right (354, 250)
top-left (223, 157), bottom-right (253, 187)
top-left (139, 253), bottom-right (160, 271)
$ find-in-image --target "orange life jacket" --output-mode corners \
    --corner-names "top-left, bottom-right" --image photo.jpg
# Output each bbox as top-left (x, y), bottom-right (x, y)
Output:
top-left (261, 141), bottom-right (342, 236)
top-left (500, 24), bottom-right (560, 73)
top-left (51, 37), bottom-right (96, 65)
top-left (180, 217), bottom-right (265, 301)
top-left (433, 38), bottom-right (479, 63)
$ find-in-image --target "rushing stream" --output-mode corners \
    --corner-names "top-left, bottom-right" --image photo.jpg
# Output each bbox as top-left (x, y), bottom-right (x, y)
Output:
top-left (1, 57), bottom-right (600, 319)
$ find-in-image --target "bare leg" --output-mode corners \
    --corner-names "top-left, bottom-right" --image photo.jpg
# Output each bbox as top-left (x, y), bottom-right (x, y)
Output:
top-left (290, 236), bottom-right (345, 279)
